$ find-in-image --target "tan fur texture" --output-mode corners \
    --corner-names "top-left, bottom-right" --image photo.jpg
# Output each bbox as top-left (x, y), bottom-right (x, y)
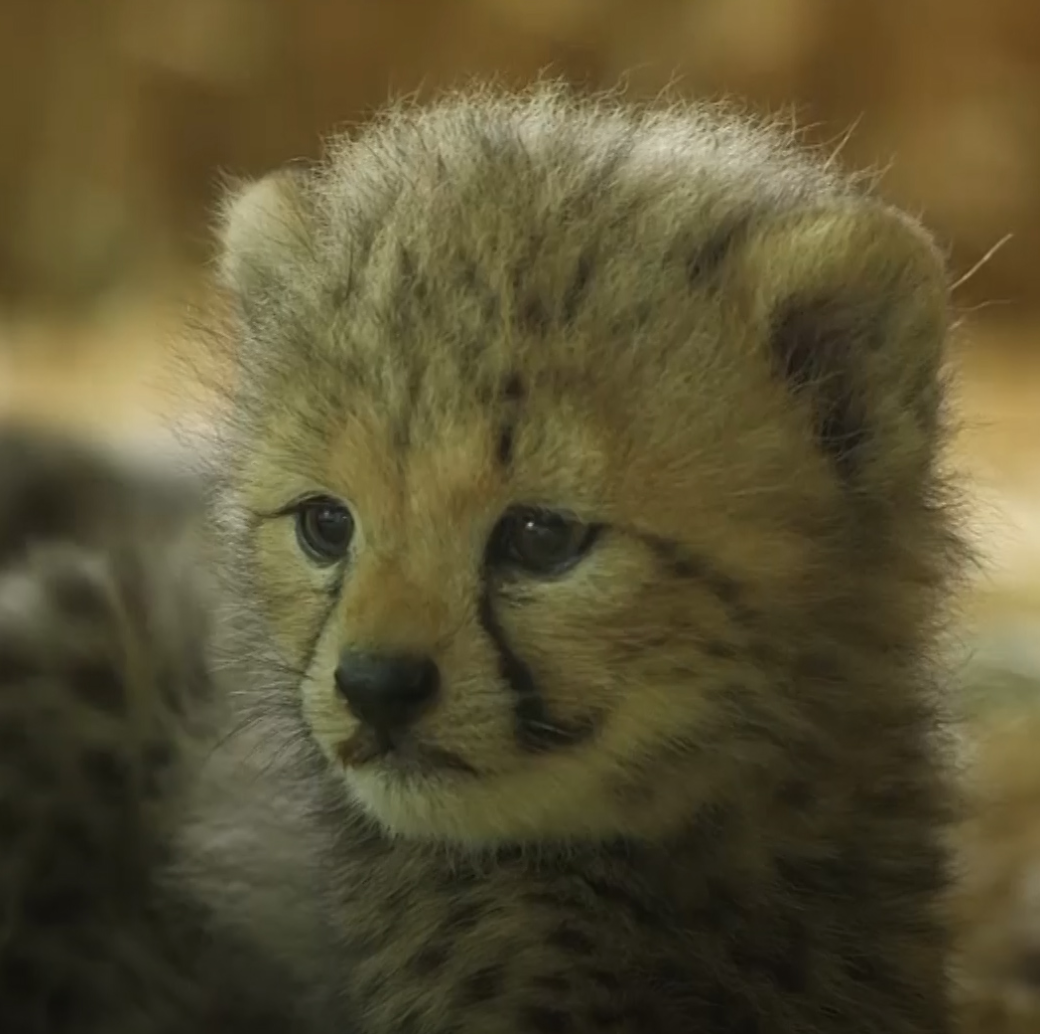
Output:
top-left (0, 84), bottom-right (967, 1034)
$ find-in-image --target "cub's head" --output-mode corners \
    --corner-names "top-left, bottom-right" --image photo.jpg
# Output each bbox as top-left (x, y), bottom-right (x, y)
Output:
top-left (213, 86), bottom-right (956, 847)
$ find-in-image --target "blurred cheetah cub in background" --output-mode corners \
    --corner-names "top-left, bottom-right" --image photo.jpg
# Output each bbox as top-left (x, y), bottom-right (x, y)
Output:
top-left (0, 85), bottom-right (965, 1033)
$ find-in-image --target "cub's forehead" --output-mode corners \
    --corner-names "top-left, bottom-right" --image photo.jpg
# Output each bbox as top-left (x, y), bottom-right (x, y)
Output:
top-left (254, 96), bottom-right (833, 432)
top-left (308, 94), bottom-right (826, 329)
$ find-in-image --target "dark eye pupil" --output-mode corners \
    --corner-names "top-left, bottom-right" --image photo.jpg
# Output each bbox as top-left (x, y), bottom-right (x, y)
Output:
top-left (296, 498), bottom-right (354, 562)
top-left (515, 516), bottom-right (571, 565)
top-left (492, 508), bottom-right (596, 575)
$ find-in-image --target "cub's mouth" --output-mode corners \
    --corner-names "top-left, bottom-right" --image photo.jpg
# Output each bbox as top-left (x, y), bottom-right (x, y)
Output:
top-left (335, 728), bottom-right (478, 777)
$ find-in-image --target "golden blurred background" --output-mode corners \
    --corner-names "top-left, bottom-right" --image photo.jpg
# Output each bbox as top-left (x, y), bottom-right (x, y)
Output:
top-left (0, 1), bottom-right (1038, 1028)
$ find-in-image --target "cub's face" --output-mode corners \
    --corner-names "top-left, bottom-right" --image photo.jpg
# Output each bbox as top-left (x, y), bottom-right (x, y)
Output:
top-left (243, 361), bottom-right (799, 845)
top-left (221, 92), bottom-right (949, 846)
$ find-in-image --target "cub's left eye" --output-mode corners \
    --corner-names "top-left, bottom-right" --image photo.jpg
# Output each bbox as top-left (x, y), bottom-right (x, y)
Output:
top-left (293, 495), bottom-right (355, 563)
top-left (488, 507), bottom-right (600, 576)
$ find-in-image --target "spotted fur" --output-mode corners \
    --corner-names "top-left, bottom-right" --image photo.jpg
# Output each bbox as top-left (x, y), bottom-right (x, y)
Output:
top-left (1, 84), bottom-right (966, 1033)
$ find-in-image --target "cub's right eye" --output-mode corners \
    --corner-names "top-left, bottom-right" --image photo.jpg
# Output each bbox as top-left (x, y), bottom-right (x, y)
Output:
top-left (293, 496), bottom-right (355, 563)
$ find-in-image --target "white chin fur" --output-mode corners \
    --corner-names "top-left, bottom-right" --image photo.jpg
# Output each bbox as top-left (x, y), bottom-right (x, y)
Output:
top-left (344, 768), bottom-right (465, 840)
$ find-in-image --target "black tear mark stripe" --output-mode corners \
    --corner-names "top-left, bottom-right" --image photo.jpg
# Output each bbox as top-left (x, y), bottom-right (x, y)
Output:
top-left (640, 534), bottom-right (757, 626)
top-left (477, 589), bottom-right (594, 751)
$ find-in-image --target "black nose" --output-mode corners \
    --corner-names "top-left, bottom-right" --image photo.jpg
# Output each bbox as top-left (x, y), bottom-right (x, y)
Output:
top-left (334, 651), bottom-right (440, 732)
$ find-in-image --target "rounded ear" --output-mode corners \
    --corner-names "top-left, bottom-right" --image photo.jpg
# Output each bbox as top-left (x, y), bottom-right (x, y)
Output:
top-left (217, 169), bottom-right (317, 308)
top-left (740, 201), bottom-right (951, 485)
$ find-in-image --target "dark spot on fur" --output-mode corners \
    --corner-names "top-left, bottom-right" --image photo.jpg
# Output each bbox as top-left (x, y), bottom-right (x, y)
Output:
top-left (683, 217), bottom-right (749, 285)
top-left (502, 373), bottom-right (525, 401)
top-left (444, 898), bottom-right (484, 933)
top-left (73, 661), bottom-right (125, 714)
top-left (459, 964), bottom-right (506, 1004)
top-left (519, 296), bottom-right (550, 336)
top-left (409, 943), bottom-right (450, 977)
top-left (562, 252), bottom-right (594, 324)
top-left (497, 424), bottom-right (515, 467)
top-left (769, 295), bottom-right (872, 478)
top-left (548, 925), bottom-right (596, 956)
top-left (397, 246), bottom-right (418, 287)
top-left (330, 281), bottom-right (352, 308)
top-left (703, 569), bottom-right (743, 608)
top-left (521, 1005), bottom-right (573, 1033)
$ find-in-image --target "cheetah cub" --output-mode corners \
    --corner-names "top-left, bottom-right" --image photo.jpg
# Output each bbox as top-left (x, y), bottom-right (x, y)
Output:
top-left (0, 86), bottom-right (965, 1033)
